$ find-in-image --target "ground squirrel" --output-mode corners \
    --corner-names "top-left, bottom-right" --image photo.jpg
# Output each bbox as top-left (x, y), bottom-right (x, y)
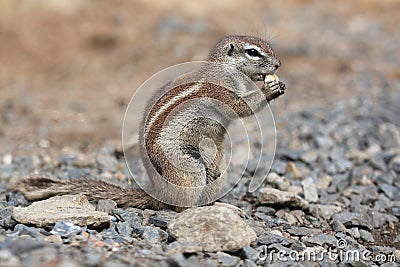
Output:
top-left (10, 35), bottom-right (286, 211)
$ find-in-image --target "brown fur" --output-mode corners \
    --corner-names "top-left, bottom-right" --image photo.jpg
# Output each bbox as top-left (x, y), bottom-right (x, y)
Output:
top-left (9, 35), bottom-right (286, 211)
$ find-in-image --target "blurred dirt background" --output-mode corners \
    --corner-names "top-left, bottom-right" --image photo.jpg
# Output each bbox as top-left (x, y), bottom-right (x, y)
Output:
top-left (0, 0), bottom-right (399, 155)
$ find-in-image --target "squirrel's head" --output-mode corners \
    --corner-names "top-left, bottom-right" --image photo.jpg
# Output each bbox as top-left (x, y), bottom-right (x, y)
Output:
top-left (208, 35), bottom-right (281, 81)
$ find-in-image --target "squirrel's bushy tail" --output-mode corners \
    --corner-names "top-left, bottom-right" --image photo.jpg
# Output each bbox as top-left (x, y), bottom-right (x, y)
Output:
top-left (9, 176), bottom-right (166, 210)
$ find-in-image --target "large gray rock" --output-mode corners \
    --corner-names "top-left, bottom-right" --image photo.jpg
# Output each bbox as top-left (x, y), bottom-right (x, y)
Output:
top-left (258, 187), bottom-right (309, 209)
top-left (12, 194), bottom-right (110, 228)
top-left (168, 205), bottom-right (256, 252)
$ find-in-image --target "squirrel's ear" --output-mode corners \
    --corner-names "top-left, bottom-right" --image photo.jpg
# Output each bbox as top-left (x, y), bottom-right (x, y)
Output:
top-left (227, 43), bottom-right (235, 56)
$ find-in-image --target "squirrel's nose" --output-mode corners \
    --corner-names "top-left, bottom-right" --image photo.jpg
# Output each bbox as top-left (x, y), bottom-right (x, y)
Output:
top-left (274, 59), bottom-right (281, 69)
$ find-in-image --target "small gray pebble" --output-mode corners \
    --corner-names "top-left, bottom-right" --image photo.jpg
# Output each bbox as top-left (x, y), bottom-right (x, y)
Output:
top-left (0, 207), bottom-right (17, 228)
top-left (393, 235), bottom-right (400, 246)
top-left (286, 226), bottom-right (322, 236)
top-left (303, 234), bottom-right (338, 247)
top-left (393, 162), bottom-right (400, 174)
top-left (258, 234), bottom-right (293, 246)
top-left (148, 210), bottom-right (177, 229)
top-left (170, 253), bottom-right (190, 267)
top-left (256, 206), bottom-right (276, 215)
top-left (14, 224), bottom-right (43, 238)
top-left (51, 220), bottom-right (82, 237)
top-left (279, 150), bottom-right (303, 161)
top-left (369, 155), bottom-right (387, 171)
top-left (113, 209), bottom-right (143, 232)
top-left (85, 253), bottom-right (102, 267)
top-left (141, 226), bottom-right (167, 242)
top-left (254, 212), bottom-right (271, 221)
top-left (332, 212), bottom-right (374, 230)
top-left (315, 135), bottom-right (334, 149)
top-left (359, 229), bottom-right (375, 242)
top-left (96, 199), bottom-right (117, 214)
top-left (350, 227), bottom-right (360, 239)
top-left (271, 160), bottom-right (287, 175)
top-left (300, 150), bottom-right (319, 164)
top-left (331, 220), bottom-right (347, 232)
top-left (291, 241), bottom-right (307, 252)
top-left (380, 184), bottom-right (400, 200)
top-left (96, 154), bottom-right (118, 172)
top-left (240, 246), bottom-right (258, 260)
top-left (244, 259), bottom-right (258, 267)
top-left (216, 252), bottom-right (240, 267)
top-left (8, 238), bottom-right (46, 254)
top-left (335, 158), bottom-right (352, 173)
top-left (115, 222), bottom-right (132, 237)
top-left (370, 246), bottom-right (396, 255)
top-left (104, 261), bottom-right (131, 267)
top-left (57, 156), bottom-right (77, 166)
top-left (391, 206), bottom-right (400, 217)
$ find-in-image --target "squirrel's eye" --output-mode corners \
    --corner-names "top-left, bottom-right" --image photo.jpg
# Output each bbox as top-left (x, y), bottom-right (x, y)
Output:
top-left (245, 48), bottom-right (262, 57)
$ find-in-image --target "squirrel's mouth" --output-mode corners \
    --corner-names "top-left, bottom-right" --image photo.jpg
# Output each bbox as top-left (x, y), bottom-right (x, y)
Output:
top-left (251, 73), bottom-right (266, 81)
top-left (251, 72), bottom-right (274, 82)
top-left (251, 72), bottom-right (280, 83)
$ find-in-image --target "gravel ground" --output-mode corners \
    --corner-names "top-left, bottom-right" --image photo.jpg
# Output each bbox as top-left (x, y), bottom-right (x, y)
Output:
top-left (0, 86), bottom-right (399, 267)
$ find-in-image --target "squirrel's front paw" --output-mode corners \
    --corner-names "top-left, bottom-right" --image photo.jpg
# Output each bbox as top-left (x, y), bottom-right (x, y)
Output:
top-left (263, 75), bottom-right (286, 101)
top-left (206, 166), bottom-right (221, 183)
top-left (277, 81), bottom-right (286, 95)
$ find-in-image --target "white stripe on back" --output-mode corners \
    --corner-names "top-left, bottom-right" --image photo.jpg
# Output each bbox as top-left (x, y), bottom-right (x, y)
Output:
top-left (144, 83), bottom-right (202, 136)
